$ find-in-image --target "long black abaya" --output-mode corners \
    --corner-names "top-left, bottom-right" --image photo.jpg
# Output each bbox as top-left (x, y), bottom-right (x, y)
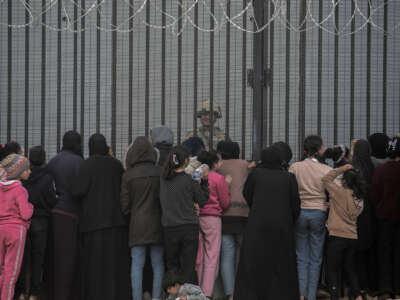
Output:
top-left (71, 134), bottom-right (131, 300)
top-left (234, 147), bottom-right (301, 300)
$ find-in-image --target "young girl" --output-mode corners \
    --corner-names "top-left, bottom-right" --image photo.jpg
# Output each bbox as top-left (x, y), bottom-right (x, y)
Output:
top-left (196, 151), bottom-right (230, 298)
top-left (322, 164), bottom-right (365, 300)
top-left (0, 154), bottom-right (33, 300)
top-left (216, 141), bottom-right (249, 300)
top-left (160, 146), bottom-right (209, 284)
top-left (289, 135), bottom-right (332, 300)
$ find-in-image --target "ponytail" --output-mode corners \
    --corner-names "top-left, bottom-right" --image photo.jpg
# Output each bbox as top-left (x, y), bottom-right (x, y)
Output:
top-left (342, 169), bottom-right (367, 200)
top-left (162, 146), bottom-right (189, 180)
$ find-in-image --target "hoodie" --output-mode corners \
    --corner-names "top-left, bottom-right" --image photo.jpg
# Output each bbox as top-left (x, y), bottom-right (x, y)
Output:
top-left (23, 166), bottom-right (57, 218)
top-left (199, 171), bottom-right (230, 217)
top-left (0, 180), bottom-right (33, 228)
top-left (120, 137), bottom-right (163, 247)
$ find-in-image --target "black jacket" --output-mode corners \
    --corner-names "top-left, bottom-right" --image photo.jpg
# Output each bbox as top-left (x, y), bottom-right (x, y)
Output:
top-left (160, 173), bottom-right (209, 227)
top-left (121, 137), bottom-right (163, 247)
top-left (48, 150), bottom-right (83, 214)
top-left (23, 166), bottom-right (57, 218)
top-left (71, 155), bottom-right (126, 232)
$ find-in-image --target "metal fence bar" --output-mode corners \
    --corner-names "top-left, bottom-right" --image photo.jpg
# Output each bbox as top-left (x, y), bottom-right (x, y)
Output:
top-left (298, 0), bottom-right (307, 155)
top-left (145, 0), bottom-right (150, 137)
top-left (383, 1), bottom-right (388, 134)
top-left (80, 0), bottom-right (86, 153)
top-left (209, 0), bottom-right (215, 148)
top-left (96, 0), bottom-right (101, 133)
top-left (334, 3), bottom-right (339, 144)
top-left (128, 0), bottom-right (133, 144)
top-left (73, 3), bottom-right (78, 131)
top-left (285, 0), bottom-right (290, 143)
top-left (268, 0), bottom-right (274, 146)
top-left (263, 1), bottom-right (269, 147)
top-left (57, 0), bottom-right (62, 151)
top-left (241, 0), bottom-right (247, 158)
top-left (177, 0), bottom-right (182, 144)
top-left (225, 0), bottom-right (230, 140)
top-left (161, 0), bottom-right (166, 125)
top-left (366, 2), bottom-right (371, 137)
top-left (7, 0), bottom-right (11, 141)
top-left (24, 0), bottom-right (30, 155)
top-left (317, 0), bottom-right (323, 136)
top-left (193, 2), bottom-right (198, 136)
top-left (350, 0), bottom-right (355, 139)
top-left (111, 0), bottom-right (117, 152)
top-left (41, 0), bottom-right (46, 146)
top-left (252, 0), bottom-right (265, 159)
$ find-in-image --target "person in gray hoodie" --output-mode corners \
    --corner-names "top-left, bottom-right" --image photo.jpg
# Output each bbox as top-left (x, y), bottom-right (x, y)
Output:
top-left (151, 126), bottom-right (174, 167)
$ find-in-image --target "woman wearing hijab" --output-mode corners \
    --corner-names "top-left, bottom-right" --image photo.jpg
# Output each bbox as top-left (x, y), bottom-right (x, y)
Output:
top-left (351, 139), bottom-right (376, 294)
top-left (71, 134), bottom-right (130, 300)
top-left (120, 137), bottom-right (164, 300)
top-left (233, 145), bottom-right (301, 300)
top-left (47, 131), bottom-right (83, 300)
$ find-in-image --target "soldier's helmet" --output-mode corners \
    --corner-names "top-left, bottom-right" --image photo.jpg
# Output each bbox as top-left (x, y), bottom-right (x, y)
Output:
top-left (196, 99), bottom-right (222, 119)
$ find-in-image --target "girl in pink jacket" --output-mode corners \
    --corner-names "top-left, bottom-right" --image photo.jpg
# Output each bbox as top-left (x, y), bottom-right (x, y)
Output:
top-left (196, 151), bottom-right (230, 298)
top-left (0, 154), bottom-right (33, 300)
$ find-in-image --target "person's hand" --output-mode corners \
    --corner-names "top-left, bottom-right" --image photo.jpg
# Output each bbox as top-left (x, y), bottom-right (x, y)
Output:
top-left (201, 165), bottom-right (209, 179)
top-left (194, 203), bottom-right (199, 212)
top-left (343, 164), bottom-right (353, 171)
top-left (178, 296), bottom-right (187, 300)
top-left (108, 147), bottom-right (114, 157)
top-left (225, 175), bottom-right (233, 185)
top-left (248, 161), bottom-right (256, 169)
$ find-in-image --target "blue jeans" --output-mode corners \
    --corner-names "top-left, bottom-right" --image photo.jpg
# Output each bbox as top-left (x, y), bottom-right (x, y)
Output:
top-left (131, 245), bottom-right (164, 300)
top-left (296, 209), bottom-right (327, 300)
top-left (220, 234), bottom-right (243, 296)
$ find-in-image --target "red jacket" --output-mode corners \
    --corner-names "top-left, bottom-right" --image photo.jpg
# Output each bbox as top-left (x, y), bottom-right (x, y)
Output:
top-left (0, 180), bottom-right (33, 228)
top-left (370, 161), bottom-right (400, 220)
top-left (200, 171), bottom-right (230, 217)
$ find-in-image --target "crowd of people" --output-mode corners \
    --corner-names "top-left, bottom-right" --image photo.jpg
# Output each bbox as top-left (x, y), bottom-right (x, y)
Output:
top-left (0, 127), bottom-right (399, 300)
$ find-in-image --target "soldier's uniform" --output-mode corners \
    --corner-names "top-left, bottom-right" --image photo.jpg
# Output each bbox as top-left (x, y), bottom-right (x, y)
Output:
top-left (184, 100), bottom-right (226, 150)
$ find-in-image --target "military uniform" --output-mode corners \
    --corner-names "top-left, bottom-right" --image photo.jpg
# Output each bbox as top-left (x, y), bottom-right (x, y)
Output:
top-left (184, 126), bottom-right (225, 151)
top-left (184, 99), bottom-right (226, 150)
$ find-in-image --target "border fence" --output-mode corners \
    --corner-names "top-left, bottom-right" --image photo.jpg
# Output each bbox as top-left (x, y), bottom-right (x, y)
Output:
top-left (0, 0), bottom-right (399, 160)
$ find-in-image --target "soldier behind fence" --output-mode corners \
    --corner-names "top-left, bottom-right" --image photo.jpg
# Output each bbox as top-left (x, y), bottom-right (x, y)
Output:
top-left (185, 100), bottom-right (226, 151)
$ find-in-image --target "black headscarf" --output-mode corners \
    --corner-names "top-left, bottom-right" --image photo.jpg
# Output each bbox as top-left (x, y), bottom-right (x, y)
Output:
top-left (352, 139), bottom-right (375, 185)
top-left (62, 130), bottom-right (82, 157)
top-left (260, 146), bottom-right (284, 170)
top-left (368, 133), bottom-right (389, 159)
top-left (125, 136), bottom-right (156, 168)
top-left (271, 141), bottom-right (293, 170)
top-left (89, 134), bottom-right (109, 157)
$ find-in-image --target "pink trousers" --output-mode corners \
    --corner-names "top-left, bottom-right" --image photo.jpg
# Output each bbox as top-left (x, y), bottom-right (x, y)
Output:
top-left (0, 224), bottom-right (27, 300)
top-left (196, 216), bottom-right (221, 297)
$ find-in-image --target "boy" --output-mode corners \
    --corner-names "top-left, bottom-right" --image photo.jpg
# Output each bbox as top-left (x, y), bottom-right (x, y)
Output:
top-left (163, 270), bottom-right (208, 300)
top-left (16, 146), bottom-right (57, 300)
top-left (0, 154), bottom-right (33, 300)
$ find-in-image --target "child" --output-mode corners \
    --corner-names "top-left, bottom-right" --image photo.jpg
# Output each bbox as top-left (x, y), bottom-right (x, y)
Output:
top-left (160, 146), bottom-right (209, 284)
top-left (289, 135), bottom-right (332, 300)
top-left (163, 270), bottom-right (208, 300)
top-left (322, 164), bottom-right (365, 300)
top-left (15, 146), bottom-right (57, 300)
top-left (0, 154), bottom-right (34, 300)
top-left (216, 141), bottom-right (250, 300)
top-left (196, 151), bottom-right (230, 298)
